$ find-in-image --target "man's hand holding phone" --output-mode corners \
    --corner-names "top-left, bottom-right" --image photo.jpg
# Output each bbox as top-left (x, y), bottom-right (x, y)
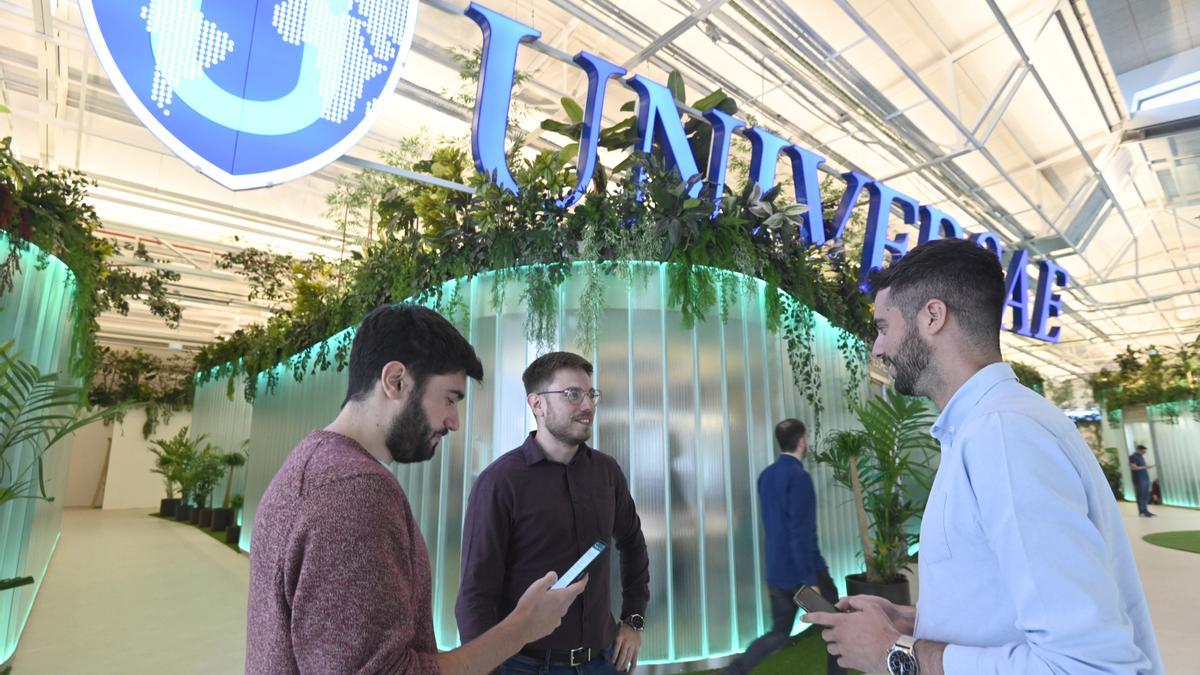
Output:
top-left (509, 571), bottom-right (588, 644)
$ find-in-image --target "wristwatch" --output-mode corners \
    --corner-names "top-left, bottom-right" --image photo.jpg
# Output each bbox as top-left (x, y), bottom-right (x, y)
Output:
top-left (622, 614), bottom-right (645, 631)
top-left (887, 635), bottom-right (918, 675)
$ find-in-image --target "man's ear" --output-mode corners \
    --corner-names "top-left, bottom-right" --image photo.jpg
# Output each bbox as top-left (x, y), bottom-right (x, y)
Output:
top-left (527, 391), bottom-right (543, 418)
top-left (380, 361), bottom-right (408, 401)
top-left (921, 298), bottom-right (949, 336)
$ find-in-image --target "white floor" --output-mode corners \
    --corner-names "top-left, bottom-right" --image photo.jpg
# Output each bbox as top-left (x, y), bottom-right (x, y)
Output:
top-left (8, 502), bottom-right (1200, 674)
top-left (10, 509), bottom-right (249, 674)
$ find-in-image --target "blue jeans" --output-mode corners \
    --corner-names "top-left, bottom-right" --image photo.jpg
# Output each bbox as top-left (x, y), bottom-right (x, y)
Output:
top-left (1135, 478), bottom-right (1152, 514)
top-left (500, 647), bottom-right (618, 675)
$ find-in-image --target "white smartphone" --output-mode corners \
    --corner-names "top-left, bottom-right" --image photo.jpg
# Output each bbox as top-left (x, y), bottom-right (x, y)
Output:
top-left (551, 540), bottom-right (607, 589)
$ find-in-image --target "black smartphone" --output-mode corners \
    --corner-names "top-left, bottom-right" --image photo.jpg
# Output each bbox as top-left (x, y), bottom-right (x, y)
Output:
top-left (793, 586), bottom-right (840, 615)
top-left (551, 540), bottom-right (607, 589)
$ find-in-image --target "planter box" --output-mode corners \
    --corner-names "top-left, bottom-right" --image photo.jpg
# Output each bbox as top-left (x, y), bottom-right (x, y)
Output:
top-left (198, 508), bottom-right (214, 528)
top-left (174, 503), bottom-right (191, 521)
top-left (846, 573), bottom-right (911, 606)
top-left (210, 508), bottom-right (233, 532)
top-left (189, 506), bottom-right (202, 525)
top-left (225, 525), bottom-right (241, 546)
top-left (159, 498), bottom-right (179, 516)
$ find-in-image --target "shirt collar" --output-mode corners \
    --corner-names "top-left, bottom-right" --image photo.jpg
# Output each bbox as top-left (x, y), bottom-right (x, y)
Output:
top-left (930, 362), bottom-right (1017, 445)
top-left (520, 431), bottom-right (593, 465)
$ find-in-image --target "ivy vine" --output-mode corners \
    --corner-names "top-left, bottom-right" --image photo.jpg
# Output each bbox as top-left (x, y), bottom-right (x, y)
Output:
top-left (193, 75), bottom-right (879, 423)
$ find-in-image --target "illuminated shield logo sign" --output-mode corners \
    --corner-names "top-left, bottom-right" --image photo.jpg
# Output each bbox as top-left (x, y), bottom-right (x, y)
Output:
top-left (79, 0), bottom-right (419, 190)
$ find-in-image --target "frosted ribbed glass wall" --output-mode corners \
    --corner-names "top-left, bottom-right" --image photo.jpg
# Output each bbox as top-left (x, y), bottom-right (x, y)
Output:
top-left (1145, 404), bottom-right (1200, 509)
top-left (218, 263), bottom-right (866, 668)
top-left (190, 373), bottom-right (255, 519)
top-left (0, 234), bottom-right (76, 664)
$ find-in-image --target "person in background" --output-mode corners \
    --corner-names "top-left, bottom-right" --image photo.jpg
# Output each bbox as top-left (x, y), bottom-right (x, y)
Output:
top-left (246, 304), bottom-right (586, 674)
top-left (457, 351), bottom-right (650, 674)
top-left (804, 239), bottom-right (1162, 675)
top-left (1130, 443), bottom-right (1156, 516)
top-left (724, 419), bottom-right (845, 675)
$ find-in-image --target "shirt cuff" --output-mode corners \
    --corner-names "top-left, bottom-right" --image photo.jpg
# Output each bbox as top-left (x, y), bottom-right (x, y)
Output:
top-left (942, 643), bottom-right (981, 673)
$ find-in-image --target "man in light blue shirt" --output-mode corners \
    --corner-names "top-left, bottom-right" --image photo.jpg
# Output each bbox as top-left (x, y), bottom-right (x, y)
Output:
top-left (804, 239), bottom-right (1162, 674)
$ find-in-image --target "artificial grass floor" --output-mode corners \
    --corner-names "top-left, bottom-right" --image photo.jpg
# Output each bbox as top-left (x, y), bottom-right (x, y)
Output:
top-left (149, 512), bottom-right (243, 553)
top-left (679, 628), bottom-right (861, 674)
top-left (1143, 530), bottom-right (1200, 555)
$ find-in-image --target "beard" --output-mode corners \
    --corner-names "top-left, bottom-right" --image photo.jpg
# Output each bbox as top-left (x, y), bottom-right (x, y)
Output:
top-left (384, 383), bottom-right (446, 464)
top-left (544, 406), bottom-right (593, 447)
top-left (885, 325), bottom-right (932, 397)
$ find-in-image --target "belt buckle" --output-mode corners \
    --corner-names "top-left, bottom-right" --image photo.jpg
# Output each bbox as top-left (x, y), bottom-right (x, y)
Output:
top-left (569, 647), bottom-right (588, 666)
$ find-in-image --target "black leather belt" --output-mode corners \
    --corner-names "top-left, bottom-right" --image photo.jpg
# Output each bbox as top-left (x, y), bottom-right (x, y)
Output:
top-left (518, 646), bottom-right (600, 667)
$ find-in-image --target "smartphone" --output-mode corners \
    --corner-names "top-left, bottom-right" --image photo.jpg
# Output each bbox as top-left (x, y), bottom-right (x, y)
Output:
top-left (793, 586), bottom-right (840, 615)
top-left (551, 540), bottom-right (607, 589)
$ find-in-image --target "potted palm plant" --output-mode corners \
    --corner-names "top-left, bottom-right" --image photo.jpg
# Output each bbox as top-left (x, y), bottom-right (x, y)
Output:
top-left (813, 388), bottom-right (939, 604)
top-left (226, 493), bottom-right (244, 545)
top-left (0, 341), bottom-right (122, 594)
top-left (148, 426), bottom-right (196, 516)
top-left (189, 447), bottom-right (225, 528)
top-left (210, 443), bottom-right (247, 532)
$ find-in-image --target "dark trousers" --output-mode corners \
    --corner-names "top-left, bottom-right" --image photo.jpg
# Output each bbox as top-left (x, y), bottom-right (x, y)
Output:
top-left (1135, 478), bottom-right (1152, 514)
top-left (725, 568), bottom-right (846, 675)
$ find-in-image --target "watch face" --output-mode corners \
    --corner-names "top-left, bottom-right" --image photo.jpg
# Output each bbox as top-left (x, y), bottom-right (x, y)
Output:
top-left (887, 649), bottom-right (918, 675)
top-left (626, 614), bottom-right (645, 630)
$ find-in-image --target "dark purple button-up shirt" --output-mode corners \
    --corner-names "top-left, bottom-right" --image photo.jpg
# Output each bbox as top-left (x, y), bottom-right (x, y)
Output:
top-left (455, 432), bottom-right (650, 651)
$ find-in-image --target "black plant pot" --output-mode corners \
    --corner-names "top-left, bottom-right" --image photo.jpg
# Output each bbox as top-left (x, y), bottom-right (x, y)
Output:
top-left (189, 506), bottom-right (202, 525)
top-left (175, 503), bottom-right (191, 521)
top-left (210, 508), bottom-right (232, 532)
top-left (225, 525), bottom-right (241, 546)
top-left (846, 573), bottom-right (911, 606)
top-left (159, 498), bottom-right (179, 517)
top-left (198, 508), bottom-right (214, 528)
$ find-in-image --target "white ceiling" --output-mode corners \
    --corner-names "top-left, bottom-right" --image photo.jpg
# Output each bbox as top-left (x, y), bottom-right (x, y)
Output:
top-left (1, 0), bottom-right (1197, 385)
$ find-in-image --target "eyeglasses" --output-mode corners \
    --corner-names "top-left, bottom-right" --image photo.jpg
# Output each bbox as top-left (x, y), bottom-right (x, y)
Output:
top-left (537, 388), bottom-right (602, 405)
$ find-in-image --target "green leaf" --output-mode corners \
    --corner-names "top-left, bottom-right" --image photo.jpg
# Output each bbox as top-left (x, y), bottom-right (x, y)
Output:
top-left (691, 89), bottom-right (729, 112)
top-left (0, 576), bottom-right (34, 592)
top-left (560, 97), bottom-right (584, 124)
top-left (667, 71), bottom-right (686, 103)
top-left (620, 100), bottom-right (636, 113)
top-left (539, 119), bottom-right (576, 135)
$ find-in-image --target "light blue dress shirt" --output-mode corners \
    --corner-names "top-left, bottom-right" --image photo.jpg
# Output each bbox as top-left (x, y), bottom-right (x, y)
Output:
top-left (916, 363), bottom-right (1163, 674)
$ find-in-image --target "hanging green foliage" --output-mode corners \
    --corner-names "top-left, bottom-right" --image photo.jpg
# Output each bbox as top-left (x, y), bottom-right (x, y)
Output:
top-left (0, 138), bottom-right (182, 379)
top-left (1089, 341), bottom-right (1200, 424)
top-left (193, 76), bottom-right (878, 421)
top-left (89, 347), bottom-right (195, 438)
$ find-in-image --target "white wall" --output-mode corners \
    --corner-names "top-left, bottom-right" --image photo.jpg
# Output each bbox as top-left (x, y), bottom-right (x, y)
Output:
top-left (64, 417), bottom-right (113, 507)
top-left (101, 409), bottom-right (193, 511)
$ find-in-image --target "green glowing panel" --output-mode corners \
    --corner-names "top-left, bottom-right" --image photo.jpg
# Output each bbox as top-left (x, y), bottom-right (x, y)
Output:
top-left (1143, 403), bottom-right (1200, 509)
top-left (0, 232), bottom-right (77, 665)
top-left (193, 263), bottom-right (868, 668)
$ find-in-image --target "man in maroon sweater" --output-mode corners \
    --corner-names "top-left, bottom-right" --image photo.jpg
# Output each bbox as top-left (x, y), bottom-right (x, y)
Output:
top-left (247, 305), bottom-right (587, 674)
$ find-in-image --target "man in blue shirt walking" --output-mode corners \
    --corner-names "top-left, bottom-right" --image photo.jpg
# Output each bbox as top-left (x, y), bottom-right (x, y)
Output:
top-left (725, 419), bottom-right (845, 675)
top-left (1130, 444), bottom-right (1156, 517)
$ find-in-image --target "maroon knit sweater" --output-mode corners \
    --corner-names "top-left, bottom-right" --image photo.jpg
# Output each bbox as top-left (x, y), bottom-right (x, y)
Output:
top-left (246, 430), bottom-right (439, 674)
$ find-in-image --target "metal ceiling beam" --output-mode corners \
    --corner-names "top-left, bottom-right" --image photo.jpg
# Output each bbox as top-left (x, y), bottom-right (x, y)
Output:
top-left (983, 0), bottom-right (1184, 347)
top-left (621, 0), bottom-right (730, 70)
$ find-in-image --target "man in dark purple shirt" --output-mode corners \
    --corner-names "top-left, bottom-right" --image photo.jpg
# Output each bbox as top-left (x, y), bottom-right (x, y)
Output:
top-left (457, 351), bottom-right (651, 673)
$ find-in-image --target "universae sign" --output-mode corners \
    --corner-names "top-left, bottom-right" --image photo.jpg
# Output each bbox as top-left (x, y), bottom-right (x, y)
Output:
top-left (79, 0), bottom-right (1067, 343)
